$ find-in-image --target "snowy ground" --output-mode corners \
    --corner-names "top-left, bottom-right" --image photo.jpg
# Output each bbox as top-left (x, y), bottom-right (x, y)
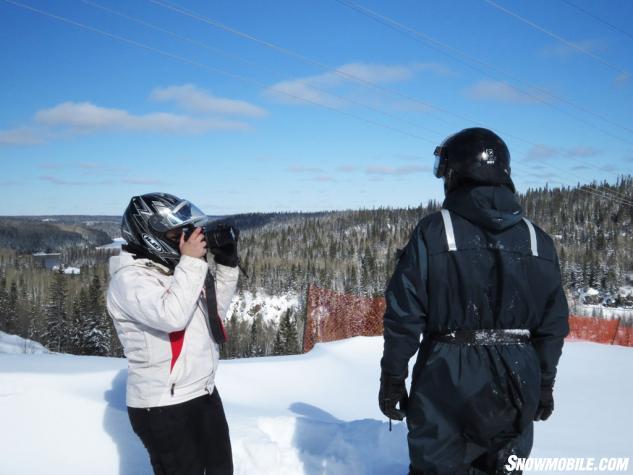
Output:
top-left (0, 330), bottom-right (49, 354)
top-left (0, 338), bottom-right (632, 474)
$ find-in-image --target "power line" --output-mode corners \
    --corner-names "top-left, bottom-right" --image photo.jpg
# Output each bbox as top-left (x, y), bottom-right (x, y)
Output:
top-left (2, 0), bottom-right (443, 145)
top-left (148, 0), bottom-right (633, 196)
top-left (560, 0), bottom-right (633, 42)
top-left (483, 0), bottom-right (630, 77)
top-left (145, 0), bottom-right (493, 131)
top-left (80, 0), bottom-right (448, 139)
top-left (88, 0), bottom-right (633, 205)
top-left (335, 0), bottom-right (633, 144)
top-left (3, 0), bottom-right (630, 207)
top-left (333, 0), bottom-right (633, 194)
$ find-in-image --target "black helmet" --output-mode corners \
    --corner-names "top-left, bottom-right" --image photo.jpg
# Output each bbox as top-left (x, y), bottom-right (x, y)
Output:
top-left (121, 192), bottom-right (208, 268)
top-left (433, 127), bottom-right (515, 193)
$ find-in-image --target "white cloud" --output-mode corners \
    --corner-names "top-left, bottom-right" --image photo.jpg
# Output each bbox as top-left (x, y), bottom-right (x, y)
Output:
top-left (0, 127), bottom-right (45, 145)
top-left (268, 79), bottom-right (345, 108)
top-left (366, 164), bottom-right (430, 175)
top-left (542, 39), bottom-right (606, 59)
top-left (524, 145), bottom-right (559, 161)
top-left (310, 175), bottom-right (336, 182)
top-left (614, 72), bottom-right (630, 87)
top-left (465, 80), bottom-right (537, 104)
top-left (564, 147), bottom-right (600, 158)
top-left (39, 175), bottom-right (113, 186)
top-left (287, 165), bottom-right (324, 173)
top-left (523, 145), bottom-right (602, 161)
top-left (150, 84), bottom-right (267, 117)
top-left (122, 177), bottom-right (165, 185)
top-left (35, 102), bottom-right (249, 134)
top-left (266, 62), bottom-right (447, 108)
top-left (336, 164), bottom-right (359, 172)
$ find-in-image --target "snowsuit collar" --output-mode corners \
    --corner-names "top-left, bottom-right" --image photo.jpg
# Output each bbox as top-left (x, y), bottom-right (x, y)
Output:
top-left (442, 184), bottom-right (523, 231)
top-left (109, 251), bottom-right (172, 278)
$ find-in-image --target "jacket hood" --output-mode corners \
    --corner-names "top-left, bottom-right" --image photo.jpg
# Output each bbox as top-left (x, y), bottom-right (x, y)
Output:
top-left (109, 251), bottom-right (171, 277)
top-left (442, 184), bottom-right (523, 231)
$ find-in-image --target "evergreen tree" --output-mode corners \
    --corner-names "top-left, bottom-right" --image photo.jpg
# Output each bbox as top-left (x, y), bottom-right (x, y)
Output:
top-left (44, 268), bottom-right (69, 352)
top-left (247, 317), bottom-right (264, 357)
top-left (275, 310), bottom-right (300, 355)
top-left (272, 330), bottom-right (284, 356)
top-left (5, 280), bottom-right (18, 334)
top-left (81, 274), bottom-right (111, 356)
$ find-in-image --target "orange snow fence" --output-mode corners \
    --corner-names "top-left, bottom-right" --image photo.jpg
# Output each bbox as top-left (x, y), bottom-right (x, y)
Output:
top-left (303, 285), bottom-right (385, 353)
top-left (303, 285), bottom-right (633, 352)
top-left (568, 315), bottom-right (633, 347)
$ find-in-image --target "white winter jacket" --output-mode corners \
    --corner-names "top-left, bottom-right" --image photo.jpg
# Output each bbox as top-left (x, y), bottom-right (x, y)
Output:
top-left (106, 251), bottom-right (238, 408)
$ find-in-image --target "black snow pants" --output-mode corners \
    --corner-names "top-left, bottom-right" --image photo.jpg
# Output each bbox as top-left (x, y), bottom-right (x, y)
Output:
top-left (406, 339), bottom-right (539, 475)
top-left (127, 388), bottom-right (233, 475)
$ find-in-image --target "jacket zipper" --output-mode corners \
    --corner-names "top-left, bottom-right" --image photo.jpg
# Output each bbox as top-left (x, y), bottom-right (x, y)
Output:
top-left (171, 383), bottom-right (175, 396)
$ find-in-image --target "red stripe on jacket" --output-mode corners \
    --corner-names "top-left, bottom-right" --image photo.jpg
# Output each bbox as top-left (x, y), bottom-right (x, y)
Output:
top-left (169, 330), bottom-right (185, 372)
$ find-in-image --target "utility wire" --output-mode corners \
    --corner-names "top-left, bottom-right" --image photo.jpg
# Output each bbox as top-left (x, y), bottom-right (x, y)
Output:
top-left (336, 0), bottom-right (633, 143)
top-left (2, 0), bottom-right (438, 144)
top-left (3, 0), bottom-right (631, 207)
top-left (560, 0), bottom-right (633, 42)
top-left (334, 0), bottom-right (633, 195)
top-left (148, 0), bottom-right (633, 178)
top-left (145, 0), bottom-right (493, 131)
top-left (103, 1), bottom-right (633, 204)
top-left (80, 0), bottom-right (448, 139)
top-left (483, 0), bottom-right (630, 77)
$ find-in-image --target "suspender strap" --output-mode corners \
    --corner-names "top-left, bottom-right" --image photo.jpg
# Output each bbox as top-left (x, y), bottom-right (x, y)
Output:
top-left (441, 209), bottom-right (457, 252)
top-left (522, 218), bottom-right (539, 257)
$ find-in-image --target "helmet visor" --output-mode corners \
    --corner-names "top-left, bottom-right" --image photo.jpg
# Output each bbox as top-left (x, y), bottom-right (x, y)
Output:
top-left (148, 199), bottom-right (208, 233)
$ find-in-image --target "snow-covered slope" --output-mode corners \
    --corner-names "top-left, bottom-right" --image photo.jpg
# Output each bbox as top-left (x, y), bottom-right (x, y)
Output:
top-left (0, 338), bottom-right (631, 474)
top-left (0, 330), bottom-right (49, 354)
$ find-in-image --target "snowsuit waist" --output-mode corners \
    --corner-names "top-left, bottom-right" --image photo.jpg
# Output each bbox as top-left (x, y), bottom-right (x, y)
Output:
top-left (428, 329), bottom-right (530, 345)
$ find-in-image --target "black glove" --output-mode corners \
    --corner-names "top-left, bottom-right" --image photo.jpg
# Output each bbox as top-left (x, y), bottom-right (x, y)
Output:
top-left (534, 384), bottom-right (554, 421)
top-left (379, 371), bottom-right (408, 421)
top-left (206, 224), bottom-right (240, 268)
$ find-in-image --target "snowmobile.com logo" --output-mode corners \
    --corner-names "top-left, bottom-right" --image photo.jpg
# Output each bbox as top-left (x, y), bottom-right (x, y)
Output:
top-left (505, 456), bottom-right (630, 472)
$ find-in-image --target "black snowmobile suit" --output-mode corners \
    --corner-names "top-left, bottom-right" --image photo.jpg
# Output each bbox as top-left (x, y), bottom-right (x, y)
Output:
top-left (382, 184), bottom-right (569, 475)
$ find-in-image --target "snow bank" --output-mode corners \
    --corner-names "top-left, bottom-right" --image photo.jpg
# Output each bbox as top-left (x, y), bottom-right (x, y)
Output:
top-left (228, 290), bottom-right (300, 324)
top-left (0, 338), bottom-right (631, 474)
top-left (0, 331), bottom-right (49, 354)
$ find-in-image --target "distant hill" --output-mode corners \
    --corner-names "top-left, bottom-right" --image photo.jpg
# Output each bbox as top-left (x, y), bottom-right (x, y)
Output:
top-left (0, 218), bottom-right (113, 252)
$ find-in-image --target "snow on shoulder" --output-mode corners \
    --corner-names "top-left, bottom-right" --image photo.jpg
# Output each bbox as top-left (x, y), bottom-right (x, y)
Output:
top-left (0, 337), bottom-right (632, 474)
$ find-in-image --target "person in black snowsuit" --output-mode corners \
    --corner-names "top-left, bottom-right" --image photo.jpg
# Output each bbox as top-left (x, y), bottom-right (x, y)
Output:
top-left (378, 128), bottom-right (569, 475)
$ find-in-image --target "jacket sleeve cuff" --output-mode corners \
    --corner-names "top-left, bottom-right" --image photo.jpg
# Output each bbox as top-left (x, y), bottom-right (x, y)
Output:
top-left (178, 255), bottom-right (209, 273)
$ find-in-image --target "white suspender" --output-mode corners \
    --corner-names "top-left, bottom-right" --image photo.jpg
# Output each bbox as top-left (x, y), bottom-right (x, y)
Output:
top-left (440, 209), bottom-right (457, 252)
top-left (522, 217), bottom-right (539, 257)
top-left (442, 209), bottom-right (538, 256)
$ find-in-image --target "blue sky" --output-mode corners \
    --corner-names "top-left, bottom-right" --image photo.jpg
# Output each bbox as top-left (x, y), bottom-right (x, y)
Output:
top-left (1, 0), bottom-right (632, 215)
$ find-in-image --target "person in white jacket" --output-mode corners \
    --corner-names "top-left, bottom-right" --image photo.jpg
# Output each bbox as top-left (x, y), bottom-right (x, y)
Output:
top-left (107, 193), bottom-right (240, 475)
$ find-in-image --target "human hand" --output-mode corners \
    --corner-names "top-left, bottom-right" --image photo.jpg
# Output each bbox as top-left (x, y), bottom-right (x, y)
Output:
top-left (179, 227), bottom-right (207, 259)
top-left (534, 385), bottom-right (554, 421)
top-left (378, 371), bottom-right (408, 421)
top-left (207, 224), bottom-right (240, 267)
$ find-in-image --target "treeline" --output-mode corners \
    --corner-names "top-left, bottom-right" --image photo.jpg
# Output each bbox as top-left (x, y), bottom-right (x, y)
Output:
top-left (236, 176), bottom-right (633, 306)
top-left (0, 176), bottom-right (631, 358)
top-left (0, 218), bottom-right (112, 252)
top-left (221, 309), bottom-right (301, 359)
top-left (0, 247), bottom-right (122, 357)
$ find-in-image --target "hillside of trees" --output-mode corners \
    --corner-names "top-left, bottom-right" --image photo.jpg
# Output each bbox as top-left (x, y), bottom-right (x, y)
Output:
top-left (0, 176), bottom-right (631, 358)
top-left (0, 217), bottom-right (114, 252)
top-left (235, 177), bottom-right (633, 304)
